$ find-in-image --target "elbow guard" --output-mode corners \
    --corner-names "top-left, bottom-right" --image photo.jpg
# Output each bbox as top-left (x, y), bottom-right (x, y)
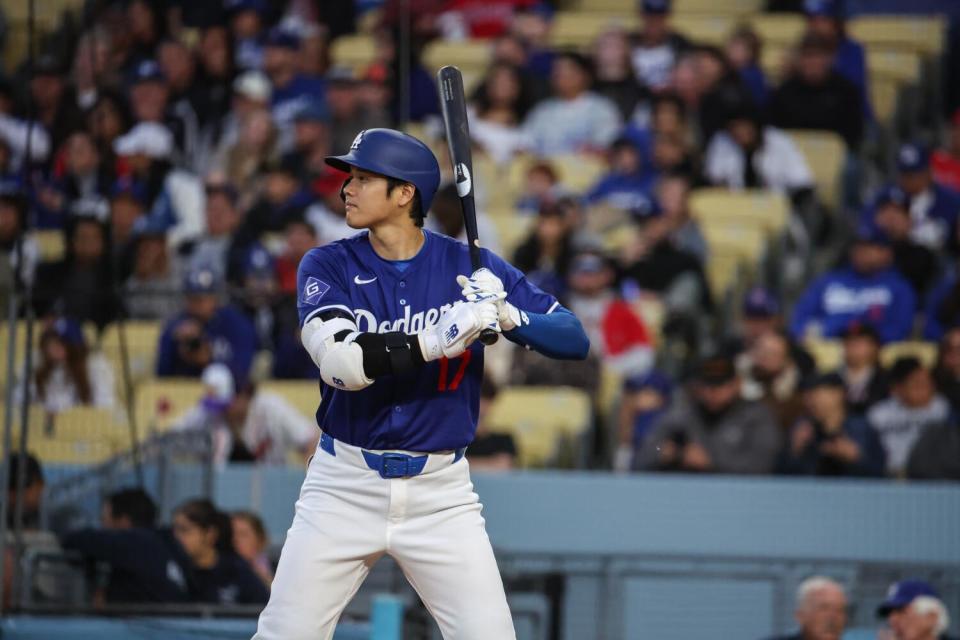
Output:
top-left (302, 315), bottom-right (373, 391)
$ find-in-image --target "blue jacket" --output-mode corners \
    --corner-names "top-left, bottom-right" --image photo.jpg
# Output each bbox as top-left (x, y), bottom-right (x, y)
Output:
top-left (156, 305), bottom-right (259, 379)
top-left (584, 172), bottom-right (657, 216)
top-left (738, 64), bottom-right (768, 106)
top-left (861, 182), bottom-right (960, 252)
top-left (789, 266), bottom-right (917, 343)
top-left (923, 269), bottom-right (959, 340)
top-left (834, 37), bottom-right (873, 121)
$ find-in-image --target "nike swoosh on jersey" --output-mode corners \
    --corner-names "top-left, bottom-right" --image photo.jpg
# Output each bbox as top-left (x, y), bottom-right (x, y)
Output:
top-left (354, 275), bottom-right (377, 285)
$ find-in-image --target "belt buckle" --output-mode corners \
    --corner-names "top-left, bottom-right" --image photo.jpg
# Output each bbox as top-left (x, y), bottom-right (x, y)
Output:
top-left (380, 452), bottom-right (412, 478)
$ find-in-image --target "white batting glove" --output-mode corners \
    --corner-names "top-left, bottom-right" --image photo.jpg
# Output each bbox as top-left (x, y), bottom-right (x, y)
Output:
top-left (418, 300), bottom-right (500, 361)
top-left (456, 268), bottom-right (524, 331)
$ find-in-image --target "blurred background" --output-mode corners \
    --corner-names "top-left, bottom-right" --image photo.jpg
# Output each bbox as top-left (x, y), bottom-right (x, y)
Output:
top-left (0, 0), bottom-right (959, 638)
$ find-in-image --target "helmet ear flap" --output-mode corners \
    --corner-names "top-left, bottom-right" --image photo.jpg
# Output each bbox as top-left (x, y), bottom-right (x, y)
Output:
top-left (339, 177), bottom-right (351, 202)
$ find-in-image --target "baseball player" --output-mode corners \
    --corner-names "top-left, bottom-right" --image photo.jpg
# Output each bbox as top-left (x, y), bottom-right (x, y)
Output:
top-left (253, 128), bottom-right (589, 640)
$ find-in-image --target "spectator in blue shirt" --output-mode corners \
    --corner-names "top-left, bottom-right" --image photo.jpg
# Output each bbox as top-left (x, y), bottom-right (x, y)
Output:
top-left (263, 28), bottom-right (326, 147)
top-left (584, 137), bottom-right (657, 217)
top-left (156, 265), bottom-right (258, 379)
top-left (790, 226), bottom-right (917, 343)
top-left (802, 0), bottom-right (872, 121)
top-left (614, 370), bottom-right (673, 472)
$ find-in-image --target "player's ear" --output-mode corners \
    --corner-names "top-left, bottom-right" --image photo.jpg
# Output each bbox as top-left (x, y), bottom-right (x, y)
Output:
top-left (394, 182), bottom-right (416, 209)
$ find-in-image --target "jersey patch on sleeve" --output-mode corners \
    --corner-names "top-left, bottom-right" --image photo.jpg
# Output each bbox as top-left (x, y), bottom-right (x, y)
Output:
top-left (302, 276), bottom-right (331, 305)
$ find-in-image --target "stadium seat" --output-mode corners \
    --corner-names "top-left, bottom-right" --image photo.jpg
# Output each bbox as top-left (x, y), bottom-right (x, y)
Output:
top-left (488, 211), bottom-right (535, 258)
top-left (703, 251), bottom-right (745, 301)
top-left (673, 0), bottom-right (761, 14)
top-left (134, 378), bottom-right (205, 436)
top-left (847, 15), bottom-right (946, 58)
top-left (486, 386), bottom-right (592, 467)
top-left (329, 34), bottom-right (377, 72)
top-left (871, 77), bottom-right (900, 124)
top-left (548, 12), bottom-right (638, 50)
top-left (671, 15), bottom-right (736, 46)
top-left (688, 188), bottom-right (790, 237)
top-left (507, 153), bottom-right (608, 196)
top-left (99, 320), bottom-right (162, 385)
top-left (866, 49), bottom-right (921, 86)
top-left (784, 129), bottom-right (846, 212)
top-left (33, 230), bottom-right (65, 263)
top-left (421, 39), bottom-right (491, 77)
top-left (260, 380), bottom-right (321, 420)
top-left (42, 406), bottom-right (130, 451)
top-left (880, 341), bottom-right (937, 369)
top-left (749, 14), bottom-right (805, 48)
top-left (759, 44), bottom-right (791, 83)
top-left (804, 338), bottom-right (843, 372)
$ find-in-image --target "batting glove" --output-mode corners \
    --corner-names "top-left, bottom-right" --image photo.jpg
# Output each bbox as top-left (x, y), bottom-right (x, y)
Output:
top-left (456, 268), bottom-right (524, 331)
top-left (418, 300), bottom-right (500, 361)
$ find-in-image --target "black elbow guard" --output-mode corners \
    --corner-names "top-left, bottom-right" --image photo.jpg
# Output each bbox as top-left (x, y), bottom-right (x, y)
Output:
top-left (353, 332), bottom-right (426, 379)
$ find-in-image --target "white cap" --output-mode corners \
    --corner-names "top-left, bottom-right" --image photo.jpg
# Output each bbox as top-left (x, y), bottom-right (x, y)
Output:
top-left (113, 122), bottom-right (174, 159)
top-left (202, 363), bottom-right (235, 402)
top-left (233, 70), bottom-right (272, 102)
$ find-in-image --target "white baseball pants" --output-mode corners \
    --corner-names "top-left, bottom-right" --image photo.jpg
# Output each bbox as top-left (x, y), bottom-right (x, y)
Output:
top-left (252, 434), bottom-right (516, 640)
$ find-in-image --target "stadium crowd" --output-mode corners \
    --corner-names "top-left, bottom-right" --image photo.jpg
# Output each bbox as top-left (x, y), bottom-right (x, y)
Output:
top-left (0, 0), bottom-right (959, 483)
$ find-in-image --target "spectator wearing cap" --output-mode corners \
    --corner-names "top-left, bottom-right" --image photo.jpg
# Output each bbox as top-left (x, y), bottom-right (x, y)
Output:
top-left (466, 377), bottom-right (519, 472)
top-left (768, 34), bottom-right (864, 150)
top-left (156, 266), bottom-right (258, 379)
top-left (777, 373), bottom-right (885, 477)
top-left (14, 317), bottom-right (115, 414)
top-left (867, 357), bottom-right (949, 477)
top-left (112, 121), bottom-right (205, 249)
top-left (863, 186), bottom-right (939, 298)
top-left (879, 580), bottom-right (956, 640)
top-left (932, 109), bottom-right (960, 192)
top-left (584, 137), bottom-right (657, 217)
top-left (172, 363), bottom-right (317, 465)
top-left (832, 322), bottom-right (889, 417)
top-left (890, 142), bottom-right (960, 253)
top-left (512, 199), bottom-right (577, 300)
top-left (704, 100), bottom-right (814, 201)
top-left (127, 59), bottom-right (195, 164)
top-left (283, 100), bottom-right (333, 187)
top-left (636, 354), bottom-right (782, 474)
top-left (523, 51), bottom-right (622, 156)
top-left (213, 70), bottom-right (273, 163)
top-left (790, 227), bottom-right (916, 344)
top-left (227, 0), bottom-right (268, 71)
top-left (801, 0), bottom-right (872, 120)
top-left (629, 0), bottom-right (691, 92)
top-left (263, 27), bottom-right (326, 151)
top-left (33, 217), bottom-right (122, 329)
top-left (766, 576), bottom-right (848, 640)
top-left (738, 330), bottom-right (806, 433)
top-left (232, 244), bottom-right (296, 354)
top-left (326, 67), bottom-right (390, 156)
top-left (0, 188), bottom-right (38, 288)
top-left (239, 155), bottom-right (313, 242)
top-left (614, 370), bottom-right (672, 472)
top-left (124, 228), bottom-right (181, 321)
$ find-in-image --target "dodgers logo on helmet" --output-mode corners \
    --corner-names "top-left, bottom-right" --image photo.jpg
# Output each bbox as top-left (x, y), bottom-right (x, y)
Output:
top-left (350, 130), bottom-right (364, 151)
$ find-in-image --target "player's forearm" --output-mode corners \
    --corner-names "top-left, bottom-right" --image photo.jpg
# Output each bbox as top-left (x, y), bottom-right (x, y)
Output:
top-left (505, 309), bottom-right (590, 360)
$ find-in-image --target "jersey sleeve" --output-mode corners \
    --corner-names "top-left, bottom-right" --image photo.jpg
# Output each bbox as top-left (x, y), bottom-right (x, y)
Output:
top-left (297, 246), bottom-right (352, 326)
top-left (481, 249), bottom-right (560, 315)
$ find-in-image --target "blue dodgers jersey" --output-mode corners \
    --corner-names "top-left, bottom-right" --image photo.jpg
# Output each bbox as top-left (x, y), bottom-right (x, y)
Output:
top-left (297, 230), bottom-right (560, 452)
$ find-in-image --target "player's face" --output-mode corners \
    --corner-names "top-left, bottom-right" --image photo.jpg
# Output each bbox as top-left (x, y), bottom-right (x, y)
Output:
top-left (342, 167), bottom-right (412, 229)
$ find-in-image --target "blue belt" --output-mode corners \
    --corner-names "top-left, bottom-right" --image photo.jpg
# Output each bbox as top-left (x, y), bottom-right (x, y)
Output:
top-left (319, 432), bottom-right (465, 479)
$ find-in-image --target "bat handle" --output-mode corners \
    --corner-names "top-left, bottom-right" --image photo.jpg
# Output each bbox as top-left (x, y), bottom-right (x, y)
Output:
top-left (479, 328), bottom-right (499, 345)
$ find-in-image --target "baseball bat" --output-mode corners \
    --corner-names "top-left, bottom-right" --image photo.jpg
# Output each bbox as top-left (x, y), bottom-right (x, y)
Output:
top-left (437, 65), bottom-right (498, 345)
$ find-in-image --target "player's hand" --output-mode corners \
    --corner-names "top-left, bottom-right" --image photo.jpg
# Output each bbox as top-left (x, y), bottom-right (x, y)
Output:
top-left (418, 300), bottom-right (500, 361)
top-left (457, 269), bottom-right (525, 331)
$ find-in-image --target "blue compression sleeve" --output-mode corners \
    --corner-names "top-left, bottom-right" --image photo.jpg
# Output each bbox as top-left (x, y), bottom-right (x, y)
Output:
top-left (505, 308), bottom-right (590, 360)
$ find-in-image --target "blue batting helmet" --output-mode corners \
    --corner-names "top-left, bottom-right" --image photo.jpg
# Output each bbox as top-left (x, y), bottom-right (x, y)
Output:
top-left (325, 129), bottom-right (441, 216)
